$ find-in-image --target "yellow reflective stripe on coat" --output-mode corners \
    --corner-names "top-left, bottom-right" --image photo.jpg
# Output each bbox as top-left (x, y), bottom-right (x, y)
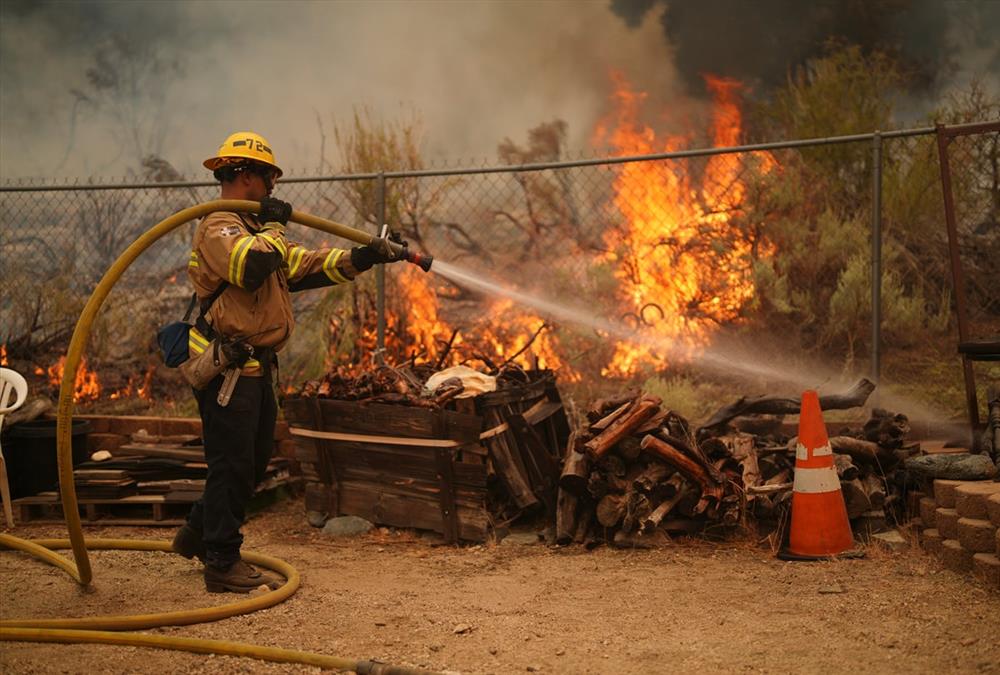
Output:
top-left (287, 245), bottom-right (306, 278)
top-left (323, 249), bottom-right (349, 284)
top-left (229, 235), bottom-right (256, 286)
top-left (191, 327), bottom-right (260, 369)
top-left (189, 327), bottom-right (210, 354)
top-left (188, 251), bottom-right (199, 268)
top-left (258, 231), bottom-right (287, 259)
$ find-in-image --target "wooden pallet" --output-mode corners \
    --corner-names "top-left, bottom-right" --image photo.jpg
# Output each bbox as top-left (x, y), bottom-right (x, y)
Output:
top-left (12, 478), bottom-right (300, 527)
top-left (13, 493), bottom-right (190, 526)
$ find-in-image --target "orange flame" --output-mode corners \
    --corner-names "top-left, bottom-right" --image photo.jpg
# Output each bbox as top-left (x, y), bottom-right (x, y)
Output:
top-left (43, 356), bottom-right (102, 402)
top-left (599, 71), bottom-right (774, 376)
top-left (0, 344), bottom-right (7, 367)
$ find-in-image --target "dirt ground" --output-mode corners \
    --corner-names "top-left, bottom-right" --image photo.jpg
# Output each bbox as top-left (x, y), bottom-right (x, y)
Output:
top-left (2, 495), bottom-right (998, 675)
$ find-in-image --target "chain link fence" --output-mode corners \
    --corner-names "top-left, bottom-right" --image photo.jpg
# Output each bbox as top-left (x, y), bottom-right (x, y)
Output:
top-left (1, 123), bottom-right (996, 415)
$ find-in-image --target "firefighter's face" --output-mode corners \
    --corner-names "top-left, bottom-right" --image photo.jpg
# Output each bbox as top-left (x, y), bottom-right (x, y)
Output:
top-left (245, 169), bottom-right (273, 200)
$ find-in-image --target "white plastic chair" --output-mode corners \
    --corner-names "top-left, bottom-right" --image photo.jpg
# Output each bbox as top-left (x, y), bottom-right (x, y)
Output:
top-left (0, 367), bottom-right (29, 527)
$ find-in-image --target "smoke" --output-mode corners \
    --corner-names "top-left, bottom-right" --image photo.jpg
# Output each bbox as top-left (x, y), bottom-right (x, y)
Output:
top-left (0, 0), bottom-right (681, 180)
top-left (611, 0), bottom-right (999, 98)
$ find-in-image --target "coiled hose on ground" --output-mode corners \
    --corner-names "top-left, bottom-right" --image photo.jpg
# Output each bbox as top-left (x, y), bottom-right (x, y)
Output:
top-left (0, 201), bottom-right (440, 675)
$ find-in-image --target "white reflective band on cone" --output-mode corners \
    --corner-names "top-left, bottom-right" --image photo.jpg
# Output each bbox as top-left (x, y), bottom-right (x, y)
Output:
top-left (796, 441), bottom-right (833, 461)
top-left (792, 466), bottom-right (842, 494)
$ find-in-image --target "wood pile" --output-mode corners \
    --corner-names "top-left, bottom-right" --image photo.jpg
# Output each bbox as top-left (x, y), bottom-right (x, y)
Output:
top-left (556, 378), bottom-right (919, 548)
top-left (285, 366), bottom-right (570, 542)
top-left (72, 429), bottom-right (292, 502)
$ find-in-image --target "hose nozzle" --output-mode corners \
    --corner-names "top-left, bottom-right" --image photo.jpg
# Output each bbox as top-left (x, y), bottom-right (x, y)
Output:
top-left (403, 248), bottom-right (434, 272)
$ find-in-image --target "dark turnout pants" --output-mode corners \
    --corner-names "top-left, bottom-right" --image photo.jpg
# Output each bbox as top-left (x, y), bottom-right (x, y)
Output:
top-left (186, 372), bottom-right (276, 570)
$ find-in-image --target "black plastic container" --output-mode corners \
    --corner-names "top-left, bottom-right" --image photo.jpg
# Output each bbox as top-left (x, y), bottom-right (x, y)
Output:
top-left (2, 419), bottom-right (91, 499)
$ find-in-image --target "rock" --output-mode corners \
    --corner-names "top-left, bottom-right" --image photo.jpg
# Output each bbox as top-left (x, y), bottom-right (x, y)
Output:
top-left (306, 510), bottom-right (328, 528)
top-left (935, 508), bottom-right (960, 539)
top-left (940, 539), bottom-right (973, 573)
top-left (933, 479), bottom-right (965, 508)
top-left (555, 648), bottom-right (565, 656)
top-left (906, 454), bottom-right (997, 482)
top-left (871, 530), bottom-right (909, 551)
top-left (453, 624), bottom-right (472, 635)
top-left (987, 493), bottom-right (1000, 527)
top-left (499, 532), bottom-right (541, 546)
top-left (321, 515), bottom-right (374, 538)
top-left (489, 647), bottom-right (498, 656)
top-left (957, 517), bottom-right (997, 553)
top-left (919, 497), bottom-right (937, 527)
top-left (954, 482), bottom-right (1000, 518)
top-left (921, 528), bottom-right (943, 555)
top-left (972, 553), bottom-right (1000, 589)
top-left (248, 584), bottom-right (271, 597)
top-left (527, 665), bottom-right (541, 672)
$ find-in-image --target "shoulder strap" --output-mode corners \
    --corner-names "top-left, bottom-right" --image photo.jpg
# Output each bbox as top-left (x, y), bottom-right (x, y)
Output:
top-left (198, 282), bottom-right (230, 319)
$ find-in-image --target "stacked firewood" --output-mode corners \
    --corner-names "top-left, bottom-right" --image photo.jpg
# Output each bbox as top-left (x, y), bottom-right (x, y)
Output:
top-left (296, 363), bottom-right (535, 409)
top-left (557, 379), bottom-right (916, 547)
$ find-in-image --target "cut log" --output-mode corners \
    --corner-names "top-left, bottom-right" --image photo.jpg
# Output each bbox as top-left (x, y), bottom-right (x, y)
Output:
top-left (635, 409), bottom-right (669, 435)
top-left (833, 453), bottom-right (860, 480)
top-left (596, 493), bottom-right (627, 527)
top-left (588, 401), bottom-right (632, 433)
top-left (559, 448), bottom-right (590, 498)
top-left (746, 482), bottom-right (793, 495)
top-left (640, 434), bottom-right (724, 505)
top-left (632, 463), bottom-right (672, 494)
top-left (616, 436), bottom-right (643, 462)
top-left (584, 396), bottom-right (662, 460)
top-left (600, 453), bottom-right (627, 478)
top-left (732, 415), bottom-right (784, 437)
top-left (863, 409), bottom-right (910, 448)
top-left (587, 470), bottom-right (608, 500)
top-left (700, 378), bottom-right (875, 432)
top-left (665, 433), bottom-right (726, 483)
top-left (621, 492), bottom-right (652, 533)
top-left (828, 436), bottom-right (898, 469)
top-left (555, 488), bottom-right (578, 545)
top-left (863, 474), bottom-right (886, 510)
top-left (573, 503), bottom-right (594, 544)
top-left (642, 482), bottom-right (691, 532)
top-left (841, 478), bottom-right (872, 519)
top-left (586, 392), bottom-right (638, 423)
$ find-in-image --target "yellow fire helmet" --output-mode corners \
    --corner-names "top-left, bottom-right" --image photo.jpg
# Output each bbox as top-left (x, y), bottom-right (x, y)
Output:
top-left (203, 131), bottom-right (283, 177)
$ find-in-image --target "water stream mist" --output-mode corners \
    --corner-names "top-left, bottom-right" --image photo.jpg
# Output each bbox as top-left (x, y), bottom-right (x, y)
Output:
top-left (431, 260), bottom-right (965, 434)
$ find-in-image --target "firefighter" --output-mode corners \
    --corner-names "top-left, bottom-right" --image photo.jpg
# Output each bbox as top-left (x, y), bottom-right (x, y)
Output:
top-left (172, 131), bottom-right (400, 592)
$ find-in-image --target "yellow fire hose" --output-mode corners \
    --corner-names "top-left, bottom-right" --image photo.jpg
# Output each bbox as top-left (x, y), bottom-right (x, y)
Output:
top-left (0, 201), bottom-right (440, 675)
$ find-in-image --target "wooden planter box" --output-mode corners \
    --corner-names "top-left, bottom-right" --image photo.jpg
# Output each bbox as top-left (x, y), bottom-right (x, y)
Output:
top-left (283, 371), bottom-right (570, 542)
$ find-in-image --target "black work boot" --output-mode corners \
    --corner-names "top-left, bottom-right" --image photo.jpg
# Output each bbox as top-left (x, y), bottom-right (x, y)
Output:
top-left (204, 559), bottom-right (282, 593)
top-left (171, 524), bottom-right (206, 562)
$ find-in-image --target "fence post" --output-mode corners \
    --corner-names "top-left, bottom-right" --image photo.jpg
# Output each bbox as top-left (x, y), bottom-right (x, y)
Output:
top-left (375, 172), bottom-right (386, 364)
top-left (871, 131), bottom-right (883, 388)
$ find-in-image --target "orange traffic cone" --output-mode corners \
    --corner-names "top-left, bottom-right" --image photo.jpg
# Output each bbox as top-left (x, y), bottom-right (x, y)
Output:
top-left (779, 389), bottom-right (857, 560)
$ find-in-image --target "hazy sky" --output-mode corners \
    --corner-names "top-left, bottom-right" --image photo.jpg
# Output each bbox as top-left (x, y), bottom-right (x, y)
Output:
top-left (1, 0), bottom-right (996, 181)
top-left (0, 0), bottom-right (683, 180)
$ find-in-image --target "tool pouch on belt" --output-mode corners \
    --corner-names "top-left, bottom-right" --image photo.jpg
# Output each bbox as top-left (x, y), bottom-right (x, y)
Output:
top-left (178, 339), bottom-right (233, 390)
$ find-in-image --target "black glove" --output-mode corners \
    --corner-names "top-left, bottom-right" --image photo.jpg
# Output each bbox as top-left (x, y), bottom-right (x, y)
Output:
top-left (350, 231), bottom-right (408, 272)
top-left (258, 197), bottom-right (292, 225)
top-left (221, 340), bottom-right (254, 367)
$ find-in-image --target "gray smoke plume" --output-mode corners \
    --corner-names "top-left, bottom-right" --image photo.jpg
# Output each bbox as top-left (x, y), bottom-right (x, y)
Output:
top-left (1, 0), bottom-right (995, 182)
top-left (0, 0), bottom-right (680, 180)
top-left (611, 0), bottom-right (999, 94)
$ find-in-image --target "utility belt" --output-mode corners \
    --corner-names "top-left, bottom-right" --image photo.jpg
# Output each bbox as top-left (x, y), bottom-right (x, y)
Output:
top-left (185, 319), bottom-right (276, 390)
